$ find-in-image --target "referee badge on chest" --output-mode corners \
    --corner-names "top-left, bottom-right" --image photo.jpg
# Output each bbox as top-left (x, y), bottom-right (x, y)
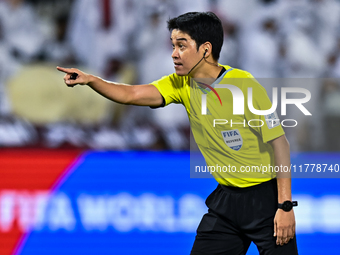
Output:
top-left (221, 129), bottom-right (243, 151)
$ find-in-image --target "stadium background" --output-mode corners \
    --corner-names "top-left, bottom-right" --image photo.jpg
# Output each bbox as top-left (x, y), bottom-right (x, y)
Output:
top-left (1, 0), bottom-right (340, 254)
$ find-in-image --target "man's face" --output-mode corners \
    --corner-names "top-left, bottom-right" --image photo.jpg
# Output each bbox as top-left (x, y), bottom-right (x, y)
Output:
top-left (171, 29), bottom-right (202, 76)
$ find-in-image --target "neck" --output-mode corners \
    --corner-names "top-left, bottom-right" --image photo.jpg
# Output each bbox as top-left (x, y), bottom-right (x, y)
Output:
top-left (190, 62), bottom-right (223, 81)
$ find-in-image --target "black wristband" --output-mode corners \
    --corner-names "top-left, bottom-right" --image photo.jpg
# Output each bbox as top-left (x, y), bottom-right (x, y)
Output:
top-left (278, 201), bottom-right (298, 212)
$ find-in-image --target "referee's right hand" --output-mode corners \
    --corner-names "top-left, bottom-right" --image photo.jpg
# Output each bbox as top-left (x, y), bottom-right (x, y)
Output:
top-left (57, 67), bottom-right (91, 87)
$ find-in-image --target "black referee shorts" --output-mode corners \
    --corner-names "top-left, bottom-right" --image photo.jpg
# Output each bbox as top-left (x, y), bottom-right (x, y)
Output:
top-left (190, 179), bottom-right (298, 255)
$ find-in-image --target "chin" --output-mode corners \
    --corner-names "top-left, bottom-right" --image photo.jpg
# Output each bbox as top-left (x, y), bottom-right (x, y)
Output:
top-left (175, 69), bottom-right (187, 76)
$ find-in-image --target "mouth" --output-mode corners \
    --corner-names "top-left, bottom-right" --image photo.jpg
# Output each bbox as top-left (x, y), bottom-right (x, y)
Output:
top-left (174, 62), bottom-right (183, 68)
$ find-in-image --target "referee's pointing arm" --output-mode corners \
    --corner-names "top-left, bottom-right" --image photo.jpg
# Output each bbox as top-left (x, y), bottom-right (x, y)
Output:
top-left (56, 66), bottom-right (164, 108)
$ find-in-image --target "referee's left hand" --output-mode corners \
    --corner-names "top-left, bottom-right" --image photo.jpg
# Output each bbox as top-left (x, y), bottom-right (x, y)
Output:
top-left (273, 209), bottom-right (296, 246)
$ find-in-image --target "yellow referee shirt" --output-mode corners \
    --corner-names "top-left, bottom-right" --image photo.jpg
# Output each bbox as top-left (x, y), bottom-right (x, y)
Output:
top-left (151, 65), bottom-right (285, 187)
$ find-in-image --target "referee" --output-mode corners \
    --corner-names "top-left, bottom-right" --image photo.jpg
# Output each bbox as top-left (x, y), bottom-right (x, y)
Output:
top-left (58, 12), bottom-right (298, 255)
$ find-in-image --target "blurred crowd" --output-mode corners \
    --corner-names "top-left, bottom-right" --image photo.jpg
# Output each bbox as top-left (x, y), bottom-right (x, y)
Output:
top-left (0, 0), bottom-right (340, 151)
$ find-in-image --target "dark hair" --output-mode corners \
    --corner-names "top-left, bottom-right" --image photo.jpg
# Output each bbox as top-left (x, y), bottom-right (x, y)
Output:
top-left (167, 12), bottom-right (224, 61)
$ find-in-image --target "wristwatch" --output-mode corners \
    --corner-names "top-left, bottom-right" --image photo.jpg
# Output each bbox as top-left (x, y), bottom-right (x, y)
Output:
top-left (278, 201), bottom-right (298, 212)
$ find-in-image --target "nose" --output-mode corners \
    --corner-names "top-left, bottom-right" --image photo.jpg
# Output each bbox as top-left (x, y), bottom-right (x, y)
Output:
top-left (172, 48), bottom-right (179, 59)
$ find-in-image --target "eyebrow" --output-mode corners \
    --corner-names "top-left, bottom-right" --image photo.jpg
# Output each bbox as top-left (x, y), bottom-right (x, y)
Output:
top-left (170, 37), bottom-right (188, 42)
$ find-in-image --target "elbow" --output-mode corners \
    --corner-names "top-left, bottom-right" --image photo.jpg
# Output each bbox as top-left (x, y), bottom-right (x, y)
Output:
top-left (281, 135), bottom-right (290, 151)
top-left (285, 136), bottom-right (290, 150)
top-left (123, 86), bottom-right (138, 105)
top-left (269, 135), bottom-right (290, 150)
top-left (124, 97), bottom-right (134, 105)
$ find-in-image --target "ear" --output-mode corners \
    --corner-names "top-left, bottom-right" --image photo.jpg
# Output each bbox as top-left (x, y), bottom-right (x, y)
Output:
top-left (201, 42), bottom-right (212, 57)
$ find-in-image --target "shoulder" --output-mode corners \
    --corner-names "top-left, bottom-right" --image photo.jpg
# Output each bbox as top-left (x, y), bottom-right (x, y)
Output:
top-left (152, 73), bottom-right (189, 88)
top-left (219, 65), bottom-right (266, 92)
top-left (220, 65), bottom-right (254, 79)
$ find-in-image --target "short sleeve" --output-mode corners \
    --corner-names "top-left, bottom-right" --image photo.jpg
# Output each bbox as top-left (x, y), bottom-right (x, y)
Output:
top-left (150, 74), bottom-right (184, 106)
top-left (243, 77), bottom-right (285, 143)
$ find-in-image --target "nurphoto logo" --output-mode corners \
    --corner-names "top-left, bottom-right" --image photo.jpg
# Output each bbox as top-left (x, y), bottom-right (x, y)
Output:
top-left (201, 85), bottom-right (311, 116)
top-left (200, 85), bottom-right (312, 128)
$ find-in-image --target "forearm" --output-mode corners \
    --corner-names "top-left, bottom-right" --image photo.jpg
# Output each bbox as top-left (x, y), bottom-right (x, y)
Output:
top-left (87, 75), bottom-right (134, 104)
top-left (277, 178), bottom-right (292, 203)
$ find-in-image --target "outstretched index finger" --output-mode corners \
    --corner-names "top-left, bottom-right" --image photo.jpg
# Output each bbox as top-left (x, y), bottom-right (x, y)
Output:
top-left (57, 66), bottom-right (73, 74)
